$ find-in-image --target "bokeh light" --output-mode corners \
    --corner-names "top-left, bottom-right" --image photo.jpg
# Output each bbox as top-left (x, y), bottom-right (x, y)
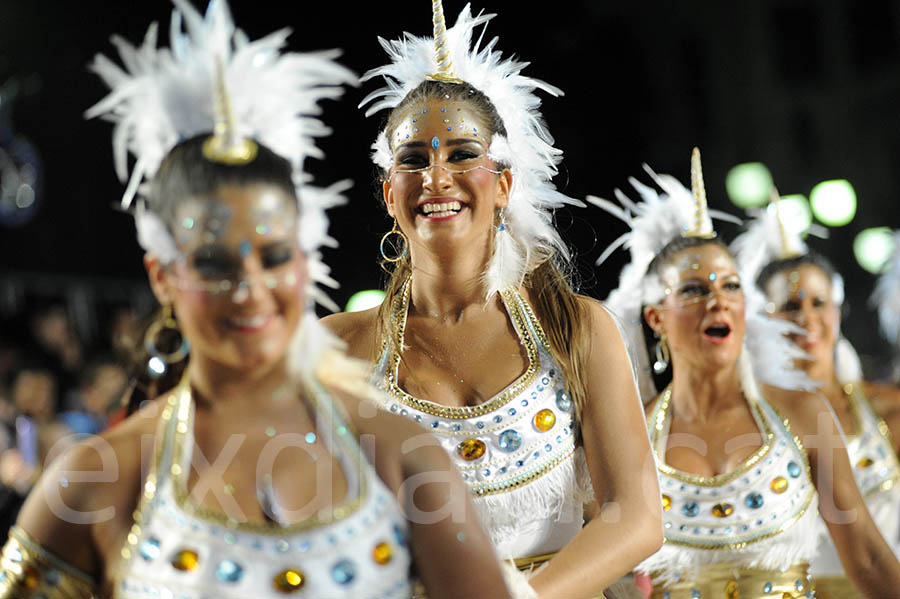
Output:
top-left (810, 179), bottom-right (856, 227)
top-left (725, 163), bottom-right (773, 209)
top-left (345, 289), bottom-right (386, 312)
top-left (853, 227), bottom-right (894, 274)
top-left (774, 194), bottom-right (813, 235)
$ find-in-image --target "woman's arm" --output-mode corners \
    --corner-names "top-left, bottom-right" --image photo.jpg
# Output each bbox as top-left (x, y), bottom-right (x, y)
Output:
top-left (337, 391), bottom-right (512, 599)
top-left (527, 299), bottom-right (663, 599)
top-left (770, 387), bottom-right (900, 596)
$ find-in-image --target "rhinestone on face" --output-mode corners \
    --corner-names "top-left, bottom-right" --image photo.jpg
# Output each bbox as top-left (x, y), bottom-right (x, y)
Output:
top-left (273, 569), bottom-right (305, 593)
top-left (787, 461), bottom-right (802, 478)
top-left (712, 503), bottom-right (734, 518)
top-left (858, 457), bottom-right (875, 468)
top-left (373, 542), bottom-right (393, 565)
top-left (770, 476), bottom-right (788, 494)
top-left (498, 429), bottom-right (523, 452)
top-left (457, 439), bottom-right (486, 461)
top-left (332, 560), bottom-right (356, 585)
top-left (215, 560), bottom-right (244, 583)
top-left (745, 492), bottom-right (764, 509)
top-left (661, 494), bottom-right (672, 511)
top-left (682, 502), bottom-right (699, 517)
top-left (171, 549), bottom-right (199, 572)
top-left (556, 389), bottom-right (573, 412)
top-left (533, 409), bottom-right (556, 432)
top-left (139, 537), bottom-right (161, 561)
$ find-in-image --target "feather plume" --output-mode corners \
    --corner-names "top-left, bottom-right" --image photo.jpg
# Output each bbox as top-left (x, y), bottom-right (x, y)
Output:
top-left (86, 0), bottom-right (356, 309)
top-left (360, 4), bottom-right (582, 300)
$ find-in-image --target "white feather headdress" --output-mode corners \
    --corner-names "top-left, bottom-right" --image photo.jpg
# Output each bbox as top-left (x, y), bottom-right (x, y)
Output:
top-left (871, 231), bottom-right (900, 346)
top-left (731, 191), bottom-right (851, 385)
top-left (592, 150), bottom-right (816, 399)
top-left (85, 0), bottom-right (356, 311)
top-left (360, 2), bottom-right (582, 299)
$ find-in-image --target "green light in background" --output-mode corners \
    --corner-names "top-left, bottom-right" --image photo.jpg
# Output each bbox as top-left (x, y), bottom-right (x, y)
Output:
top-left (810, 179), bottom-right (856, 227)
top-left (725, 163), bottom-right (773, 209)
top-left (345, 289), bottom-right (386, 312)
top-left (775, 194), bottom-right (813, 235)
top-left (853, 227), bottom-right (894, 274)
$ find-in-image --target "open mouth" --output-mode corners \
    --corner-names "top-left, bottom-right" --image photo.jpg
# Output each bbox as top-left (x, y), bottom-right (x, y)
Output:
top-left (418, 200), bottom-right (464, 218)
top-left (703, 324), bottom-right (731, 340)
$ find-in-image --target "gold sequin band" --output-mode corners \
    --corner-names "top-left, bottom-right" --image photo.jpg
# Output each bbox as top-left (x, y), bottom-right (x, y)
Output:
top-left (513, 551), bottom-right (555, 571)
top-left (651, 562), bottom-right (813, 599)
top-left (0, 526), bottom-right (94, 598)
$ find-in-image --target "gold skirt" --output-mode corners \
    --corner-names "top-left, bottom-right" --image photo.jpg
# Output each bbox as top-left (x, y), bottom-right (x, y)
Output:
top-left (811, 576), bottom-right (855, 599)
top-left (651, 562), bottom-right (814, 599)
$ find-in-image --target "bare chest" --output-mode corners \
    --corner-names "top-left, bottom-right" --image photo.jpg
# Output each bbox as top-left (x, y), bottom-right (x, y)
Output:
top-left (664, 408), bottom-right (766, 478)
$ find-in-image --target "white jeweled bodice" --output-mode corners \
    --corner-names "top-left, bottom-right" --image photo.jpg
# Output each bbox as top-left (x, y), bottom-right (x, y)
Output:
top-left (639, 383), bottom-right (822, 585)
top-left (373, 282), bottom-right (593, 559)
top-left (113, 379), bottom-right (412, 599)
top-left (811, 383), bottom-right (900, 576)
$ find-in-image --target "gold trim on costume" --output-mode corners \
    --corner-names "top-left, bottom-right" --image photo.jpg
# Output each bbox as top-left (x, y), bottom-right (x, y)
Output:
top-left (0, 527), bottom-right (95, 598)
top-left (811, 575), bottom-right (855, 599)
top-left (382, 278), bottom-right (541, 419)
top-left (513, 551), bottom-right (556, 571)
top-left (844, 383), bottom-right (900, 497)
top-left (650, 561), bottom-right (812, 599)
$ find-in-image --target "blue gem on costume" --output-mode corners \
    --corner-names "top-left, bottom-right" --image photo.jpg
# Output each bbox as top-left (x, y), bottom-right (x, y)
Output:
top-left (763, 582), bottom-right (773, 593)
top-left (45, 570), bottom-right (60, 586)
top-left (394, 524), bottom-right (406, 546)
top-left (544, 444), bottom-right (552, 452)
top-left (509, 408), bottom-right (517, 416)
top-left (516, 460), bottom-right (524, 467)
top-left (332, 560), bottom-right (357, 585)
top-left (787, 461), bottom-right (802, 478)
top-left (476, 422), bottom-right (485, 429)
top-left (682, 502), bottom-right (699, 517)
top-left (493, 415), bottom-right (502, 423)
top-left (542, 377), bottom-right (550, 385)
top-left (431, 136), bottom-right (440, 150)
top-left (298, 540), bottom-right (311, 552)
top-left (215, 560), bottom-right (244, 583)
top-left (431, 421), bottom-right (440, 429)
top-left (139, 537), bottom-right (161, 561)
top-left (745, 492), bottom-right (764, 509)
top-left (556, 390), bottom-right (573, 412)
top-left (498, 223), bottom-right (507, 231)
top-left (795, 580), bottom-right (804, 591)
top-left (691, 589), bottom-right (700, 598)
top-left (452, 424), bottom-right (462, 431)
top-left (498, 430), bottom-right (523, 452)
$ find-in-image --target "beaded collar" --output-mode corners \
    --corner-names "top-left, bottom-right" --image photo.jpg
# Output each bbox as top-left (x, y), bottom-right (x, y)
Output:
top-left (648, 384), bottom-right (816, 550)
top-left (843, 384), bottom-right (900, 498)
top-left (113, 376), bottom-right (413, 598)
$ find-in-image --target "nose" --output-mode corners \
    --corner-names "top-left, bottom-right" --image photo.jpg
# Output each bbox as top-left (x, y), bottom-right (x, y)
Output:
top-left (231, 257), bottom-right (269, 304)
top-left (705, 288), bottom-right (730, 310)
top-left (422, 162), bottom-right (454, 192)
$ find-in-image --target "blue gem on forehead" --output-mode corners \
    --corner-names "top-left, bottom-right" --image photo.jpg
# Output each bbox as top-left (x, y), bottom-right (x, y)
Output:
top-left (431, 136), bottom-right (440, 150)
top-left (708, 272), bottom-right (717, 281)
top-left (239, 240), bottom-right (252, 258)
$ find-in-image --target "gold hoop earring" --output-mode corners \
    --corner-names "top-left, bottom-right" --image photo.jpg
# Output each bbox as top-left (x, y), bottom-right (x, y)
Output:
top-left (380, 219), bottom-right (408, 263)
top-left (144, 305), bottom-right (189, 364)
top-left (653, 332), bottom-right (670, 374)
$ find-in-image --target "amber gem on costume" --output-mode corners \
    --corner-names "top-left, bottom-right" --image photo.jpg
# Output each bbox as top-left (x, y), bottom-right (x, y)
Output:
top-left (661, 494), bottom-right (672, 511)
top-left (23, 567), bottom-right (39, 590)
top-left (457, 439), bottom-right (486, 461)
top-left (770, 476), bottom-right (788, 494)
top-left (858, 457), bottom-right (875, 468)
top-left (373, 542), bottom-right (393, 565)
top-left (725, 579), bottom-right (738, 599)
top-left (171, 549), bottom-right (200, 571)
top-left (712, 503), bottom-right (734, 518)
top-left (533, 409), bottom-right (556, 432)
top-left (273, 569), bottom-right (305, 593)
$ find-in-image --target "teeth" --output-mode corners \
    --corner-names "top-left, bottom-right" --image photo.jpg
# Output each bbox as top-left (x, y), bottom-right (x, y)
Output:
top-left (422, 201), bottom-right (462, 214)
top-left (229, 315), bottom-right (269, 328)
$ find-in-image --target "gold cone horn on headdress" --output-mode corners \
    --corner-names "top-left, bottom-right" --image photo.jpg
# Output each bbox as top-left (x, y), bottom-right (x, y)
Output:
top-left (770, 186), bottom-right (802, 259)
top-left (202, 56), bottom-right (258, 165)
top-left (425, 0), bottom-right (463, 84)
top-left (684, 146), bottom-right (716, 239)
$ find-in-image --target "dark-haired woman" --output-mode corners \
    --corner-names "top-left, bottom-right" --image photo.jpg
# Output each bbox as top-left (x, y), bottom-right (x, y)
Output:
top-left (0, 3), bottom-right (510, 598)
top-left (741, 219), bottom-right (900, 596)
top-left (324, 5), bottom-right (661, 598)
top-left (596, 152), bottom-right (900, 598)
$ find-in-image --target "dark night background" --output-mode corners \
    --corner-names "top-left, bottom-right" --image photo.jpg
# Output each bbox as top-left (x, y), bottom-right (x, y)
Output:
top-left (2, 0), bottom-right (900, 373)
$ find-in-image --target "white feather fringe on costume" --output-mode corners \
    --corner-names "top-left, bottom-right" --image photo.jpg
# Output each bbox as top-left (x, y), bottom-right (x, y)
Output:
top-left (360, 4), bottom-right (582, 299)
top-left (85, 0), bottom-right (356, 308)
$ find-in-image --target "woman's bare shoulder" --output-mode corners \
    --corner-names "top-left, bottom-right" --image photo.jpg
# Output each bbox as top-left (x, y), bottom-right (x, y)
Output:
top-left (320, 307), bottom-right (380, 361)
